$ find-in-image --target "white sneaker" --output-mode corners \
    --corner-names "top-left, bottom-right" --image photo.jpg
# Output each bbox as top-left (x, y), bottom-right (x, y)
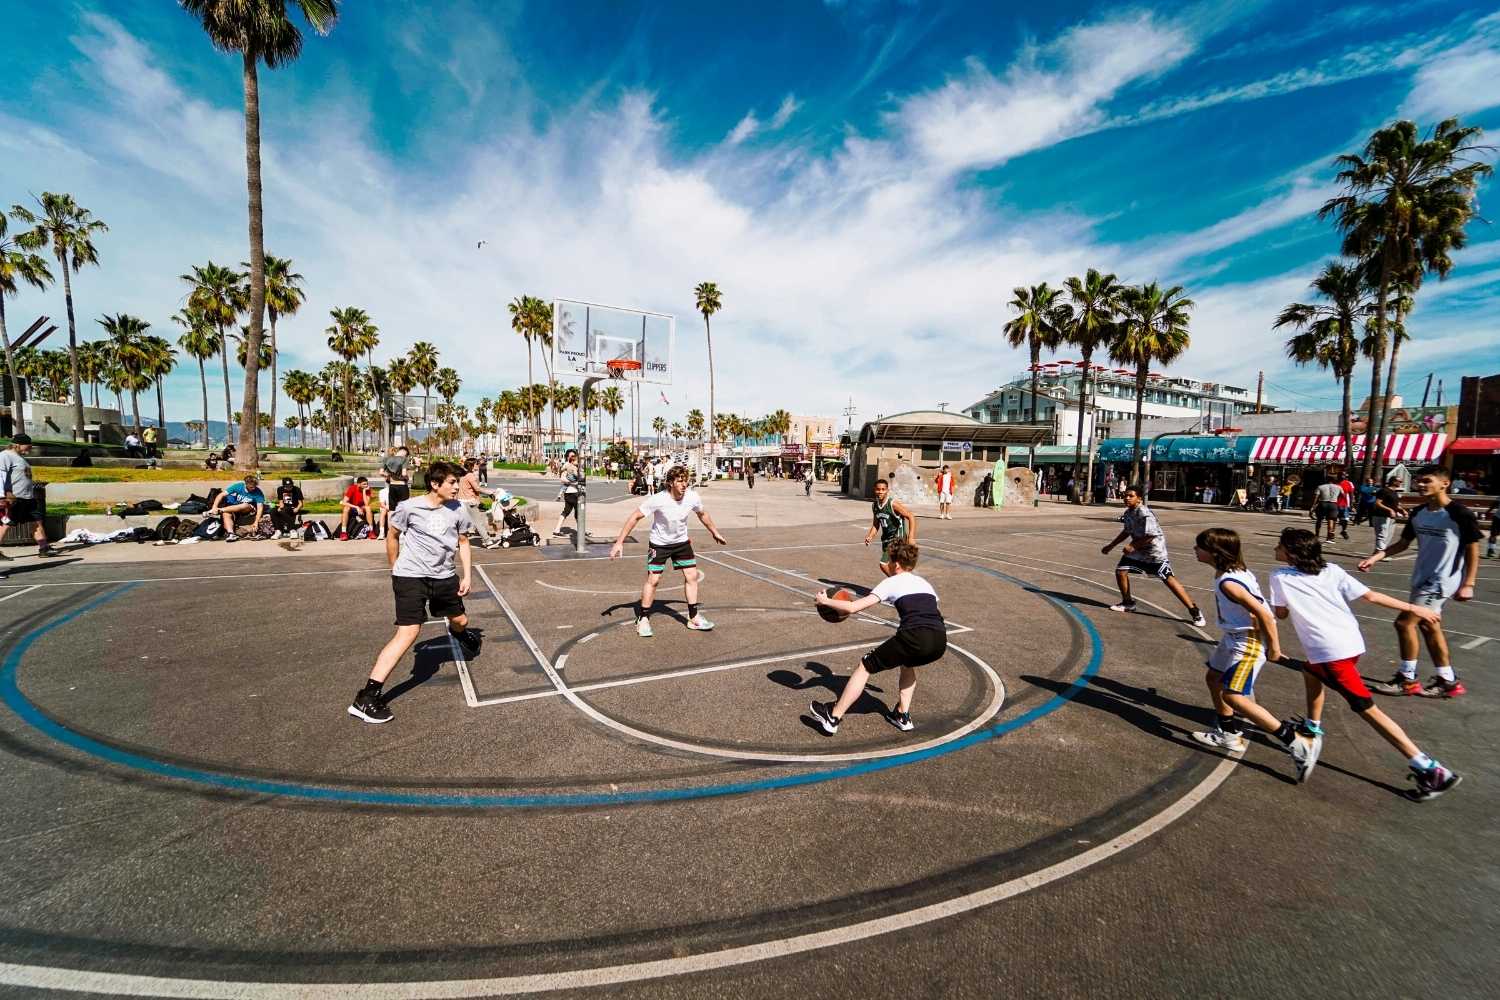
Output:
top-left (687, 614), bottom-right (715, 631)
top-left (1108, 601), bottom-right (1137, 613)
top-left (1192, 728), bottom-right (1247, 753)
top-left (636, 617), bottom-right (654, 638)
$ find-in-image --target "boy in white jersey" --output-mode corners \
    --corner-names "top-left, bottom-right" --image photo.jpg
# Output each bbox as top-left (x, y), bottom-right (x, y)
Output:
top-left (1271, 528), bottom-right (1459, 800)
top-left (609, 465), bottom-right (727, 636)
top-left (1188, 528), bottom-right (1324, 781)
top-left (809, 540), bottom-right (945, 735)
top-left (1101, 485), bottom-right (1206, 627)
top-left (1359, 465), bottom-right (1481, 699)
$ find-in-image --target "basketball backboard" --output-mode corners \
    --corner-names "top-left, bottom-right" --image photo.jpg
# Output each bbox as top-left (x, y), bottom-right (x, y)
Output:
top-left (385, 394), bottom-right (440, 425)
top-left (552, 299), bottom-right (674, 385)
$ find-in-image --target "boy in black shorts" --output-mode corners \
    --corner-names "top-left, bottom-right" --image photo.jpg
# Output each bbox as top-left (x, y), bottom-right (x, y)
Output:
top-left (810, 540), bottom-right (945, 734)
top-left (609, 464), bottom-right (727, 636)
top-left (1101, 484), bottom-right (1205, 627)
top-left (348, 461), bottom-right (481, 724)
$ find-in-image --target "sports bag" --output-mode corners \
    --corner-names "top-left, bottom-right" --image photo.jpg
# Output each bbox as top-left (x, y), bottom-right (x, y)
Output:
top-left (154, 516), bottom-right (181, 542)
top-left (177, 500), bottom-right (208, 515)
top-left (192, 517), bottom-right (224, 540)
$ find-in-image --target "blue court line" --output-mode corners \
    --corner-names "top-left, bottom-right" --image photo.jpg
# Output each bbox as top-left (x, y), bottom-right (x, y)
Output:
top-left (0, 566), bottom-right (1102, 809)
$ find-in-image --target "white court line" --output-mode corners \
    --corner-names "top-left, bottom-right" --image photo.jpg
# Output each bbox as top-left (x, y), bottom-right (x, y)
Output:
top-left (1460, 636), bottom-right (1490, 650)
top-left (476, 565), bottom-right (1004, 765)
top-left (473, 638), bottom-right (886, 707)
top-left (534, 571), bottom-right (703, 597)
top-left (0, 586), bottom-right (39, 604)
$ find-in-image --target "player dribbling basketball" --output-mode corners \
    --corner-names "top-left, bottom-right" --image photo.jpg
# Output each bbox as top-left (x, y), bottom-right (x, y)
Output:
top-left (610, 465), bottom-right (727, 636)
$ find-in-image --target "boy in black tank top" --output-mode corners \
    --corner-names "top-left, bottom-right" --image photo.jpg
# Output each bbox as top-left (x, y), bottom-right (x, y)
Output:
top-left (864, 478), bottom-right (917, 577)
top-left (810, 540), bottom-right (945, 734)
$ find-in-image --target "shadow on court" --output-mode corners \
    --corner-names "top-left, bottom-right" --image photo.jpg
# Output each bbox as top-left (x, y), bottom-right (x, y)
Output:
top-left (385, 632), bottom-right (483, 704)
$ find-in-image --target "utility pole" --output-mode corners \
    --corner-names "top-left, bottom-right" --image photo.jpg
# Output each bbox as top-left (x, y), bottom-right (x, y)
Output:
top-left (842, 397), bottom-right (857, 432)
top-left (1255, 370), bottom-right (1264, 414)
top-left (1420, 373), bottom-right (1434, 407)
top-left (1435, 379), bottom-right (1444, 407)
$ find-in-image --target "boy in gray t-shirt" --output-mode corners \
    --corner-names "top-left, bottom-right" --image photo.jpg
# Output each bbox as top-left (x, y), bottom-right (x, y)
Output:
top-left (1360, 465), bottom-right (1481, 700)
top-left (1101, 484), bottom-right (1205, 626)
top-left (349, 461), bottom-right (481, 724)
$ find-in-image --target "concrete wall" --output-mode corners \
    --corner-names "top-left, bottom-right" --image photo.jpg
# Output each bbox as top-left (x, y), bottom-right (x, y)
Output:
top-left (42, 475), bottom-right (356, 504)
top-left (1004, 466), bottom-right (1037, 505)
top-left (881, 459), bottom-right (990, 507)
top-left (19, 402), bottom-right (125, 443)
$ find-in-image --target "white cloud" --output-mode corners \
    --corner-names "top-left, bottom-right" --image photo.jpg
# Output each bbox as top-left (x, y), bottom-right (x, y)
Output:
top-left (725, 111), bottom-right (761, 146)
top-left (890, 13), bottom-right (1193, 172)
top-left (1402, 12), bottom-right (1500, 120)
top-left (769, 94), bottom-right (803, 130)
top-left (725, 93), bottom-right (802, 146)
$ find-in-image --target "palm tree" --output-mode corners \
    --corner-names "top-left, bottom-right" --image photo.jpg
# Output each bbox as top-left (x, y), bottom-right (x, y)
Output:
top-left (282, 369), bottom-right (317, 446)
top-left (75, 339), bottom-right (109, 408)
top-left (386, 357), bottom-right (416, 446)
top-left (1114, 282), bottom-right (1193, 485)
top-left (174, 308), bottom-right (220, 448)
top-left (694, 281), bottom-right (722, 449)
top-left (685, 408), bottom-right (705, 443)
top-left (345, 308), bottom-right (380, 448)
top-left (1319, 117), bottom-right (1493, 478)
top-left (0, 212), bottom-right (53, 434)
top-left (1004, 282), bottom-right (1065, 424)
top-left (1061, 268), bottom-right (1122, 498)
top-left (181, 261), bottom-right (246, 444)
top-left (252, 253), bottom-right (305, 448)
top-left (326, 306), bottom-right (366, 450)
top-left (1275, 262), bottom-right (1370, 472)
top-left (600, 385), bottom-right (625, 442)
top-left (652, 415), bottom-right (667, 445)
top-left (435, 366), bottom-right (461, 410)
top-left (10, 192), bottom-right (107, 439)
top-left (141, 335), bottom-right (177, 435)
top-left (96, 313), bottom-right (150, 432)
top-left (406, 340), bottom-right (439, 435)
top-left (181, 0), bottom-right (339, 467)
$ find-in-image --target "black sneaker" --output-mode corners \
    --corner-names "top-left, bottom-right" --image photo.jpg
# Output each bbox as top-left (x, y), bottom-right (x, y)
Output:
top-left (451, 627), bottom-right (482, 658)
top-left (887, 708), bottom-right (914, 732)
top-left (348, 689), bottom-right (392, 724)
top-left (809, 701), bottom-right (839, 735)
top-left (1408, 764), bottom-right (1461, 801)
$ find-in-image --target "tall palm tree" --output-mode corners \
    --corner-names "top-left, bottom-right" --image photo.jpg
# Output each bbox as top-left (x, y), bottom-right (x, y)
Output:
top-left (1004, 282), bottom-right (1065, 424)
top-left (406, 340), bottom-right (439, 435)
top-left (0, 212), bottom-right (53, 434)
top-left (694, 281), bottom-right (722, 449)
top-left (1319, 116), bottom-right (1493, 478)
top-left (652, 415), bottom-right (667, 444)
top-left (685, 407), bottom-right (705, 443)
top-left (181, 0), bottom-right (338, 467)
top-left (281, 369), bottom-right (316, 447)
top-left (141, 335), bottom-right (177, 435)
top-left (1061, 268), bottom-right (1122, 498)
top-left (1274, 262), bottom-right (1370, 472)
top-left (601, 385), bottom-right (624, 442)
top-left (435, 366), bottom-right (461, 410)
top-left (1114, 282), bottom-right (1193, 485)
top-left (508, 296), bottom-right (536, 456)
top-left (174, 308), bottom-right (220, 447)
top-left (326, 306), bottom-right (366, 450)
top-left (10, 192), bottom-right (107, 439)
top-left (182, 261), bottom-right (246, 443)
top-left (251, 253), bottom-right (305, 447)
top-left (345, 309), bottom-right (380, 448)
top-left (387, 356), bottom-right (415, 446)
top-left (96, 313), bottom-right (150, 432)
top-left (76, 339), bottom-right (109, 408)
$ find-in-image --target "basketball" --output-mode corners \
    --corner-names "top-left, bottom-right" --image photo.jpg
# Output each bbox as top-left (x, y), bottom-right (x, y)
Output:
top-left (817, 586), bottom-right (854, 623)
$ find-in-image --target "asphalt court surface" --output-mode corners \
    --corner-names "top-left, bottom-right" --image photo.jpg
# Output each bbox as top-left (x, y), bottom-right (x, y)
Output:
top-left (0, 506), bottom-right (1495, 998)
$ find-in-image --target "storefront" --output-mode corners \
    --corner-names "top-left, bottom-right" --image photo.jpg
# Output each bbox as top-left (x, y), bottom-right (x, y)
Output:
top-left (1249, 433), bottom-right (1448, 506)
top-left (1448, 437), bottom-right (1500, 496)
top-left (1095, 435), bottom-right (1254, 503)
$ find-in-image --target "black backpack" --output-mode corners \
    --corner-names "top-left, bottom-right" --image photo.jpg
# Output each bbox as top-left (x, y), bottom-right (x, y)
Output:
top-left (155, 516), bottom-right (181, 541)
top-left (192, 517), bottom-right (224, 540)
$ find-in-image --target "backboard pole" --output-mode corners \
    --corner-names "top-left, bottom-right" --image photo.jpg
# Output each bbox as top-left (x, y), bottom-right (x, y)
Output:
top-left (575, 375), bottom-right (601, 553)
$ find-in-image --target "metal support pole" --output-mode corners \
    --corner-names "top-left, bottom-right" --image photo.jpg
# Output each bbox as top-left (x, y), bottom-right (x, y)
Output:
top-left (575, 375), bottom-right (601, 554)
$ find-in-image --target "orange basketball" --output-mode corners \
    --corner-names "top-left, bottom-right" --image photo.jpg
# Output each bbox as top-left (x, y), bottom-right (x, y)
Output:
top-left (817, 586), bottom-right (854, 623)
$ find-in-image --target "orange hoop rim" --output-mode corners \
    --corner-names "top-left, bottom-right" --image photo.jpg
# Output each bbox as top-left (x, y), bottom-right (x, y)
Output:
top-left (605, 358), bottom-right (643, 374)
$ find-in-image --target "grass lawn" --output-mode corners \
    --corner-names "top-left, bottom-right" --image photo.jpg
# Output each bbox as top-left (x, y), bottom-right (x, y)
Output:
top-left (36, 467), bottom-right (340, 484)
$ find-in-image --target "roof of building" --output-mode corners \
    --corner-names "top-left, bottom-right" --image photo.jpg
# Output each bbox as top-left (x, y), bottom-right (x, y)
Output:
top-left (857, 410), bottom-right (1050, 446)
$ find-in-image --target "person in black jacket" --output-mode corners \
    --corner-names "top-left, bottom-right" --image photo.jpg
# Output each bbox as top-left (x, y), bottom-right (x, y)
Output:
top-left (270, 477), bottom-right (305, 538)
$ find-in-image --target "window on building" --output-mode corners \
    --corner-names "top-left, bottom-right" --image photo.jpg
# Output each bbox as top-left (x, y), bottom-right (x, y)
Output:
top-left (920, 446), bottom-right (939, 461)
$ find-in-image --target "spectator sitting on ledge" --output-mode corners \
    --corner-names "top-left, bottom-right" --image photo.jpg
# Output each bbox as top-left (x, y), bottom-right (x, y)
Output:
top-left (208, 473), bottom-right (265, 542)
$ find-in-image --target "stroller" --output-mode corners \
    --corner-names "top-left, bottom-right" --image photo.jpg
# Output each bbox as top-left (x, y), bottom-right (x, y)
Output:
top-left (489, 493), bottom-right (540, 548)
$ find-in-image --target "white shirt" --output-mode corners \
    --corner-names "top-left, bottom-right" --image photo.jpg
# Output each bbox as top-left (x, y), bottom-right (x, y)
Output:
top-left (639, 488), bottom-right (703, 546)
top-left (1267, 563), bottom-right (1370, 663)
top-left (937, 473), bottom-right (954, 495)
top-left (1214, 569), bottom-right (1265, 632)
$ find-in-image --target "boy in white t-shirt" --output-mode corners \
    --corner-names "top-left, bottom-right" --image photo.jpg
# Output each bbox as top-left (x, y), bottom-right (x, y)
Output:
top-left (810, 540), bottom-right (945, 734)
top-left (609, 464), bottom-right (727, 637)
top-left (1268, 528), bottom-right (1460, 801)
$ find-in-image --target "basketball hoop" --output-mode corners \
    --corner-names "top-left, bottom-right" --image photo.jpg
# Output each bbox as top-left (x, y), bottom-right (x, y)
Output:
top-left (605, 358), bottom-right (642, 379)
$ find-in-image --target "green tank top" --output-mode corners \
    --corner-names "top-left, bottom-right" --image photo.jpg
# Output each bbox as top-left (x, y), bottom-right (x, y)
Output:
top-left (873, 498), bottom-right (905, 543)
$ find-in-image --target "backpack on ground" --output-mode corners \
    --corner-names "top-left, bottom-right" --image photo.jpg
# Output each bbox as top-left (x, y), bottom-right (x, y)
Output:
top-left (309, 520), bottom-right (331, 541)
top-left (192, 517), bottom-right (224, 541)
top-left (129, 526), bottom-right (157, 543)
top-left (302, 521), bottom-right (318, 542)
top-left (204, 487), bottom-right (222, 507)
top-left (254, 515), bottom-right (276, 540)
top-left (177, 499), bottom-right (208, 515)
top-left (154, 516), bottom-right (181, 542)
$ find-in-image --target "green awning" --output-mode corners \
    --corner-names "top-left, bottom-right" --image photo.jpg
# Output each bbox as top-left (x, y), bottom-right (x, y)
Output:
top-left (1095, 434), bottom-right (1256, 464)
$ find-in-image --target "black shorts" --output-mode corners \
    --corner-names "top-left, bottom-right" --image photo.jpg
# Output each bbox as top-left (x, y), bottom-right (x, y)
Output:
top-left (646, 540), bottom-right (696, 573)
top-left (392, 575), bottom-right (465, 626)
top-left (1315, 501), bottom-right (1339, 523)
top-left (387, 483), bottom-right (411, 508)
top-left (1117, 553), bottom-right (1173, 580)
top-left (560, 492), bottom-right (579, 519)
top-left (4, 498), bottom-right (40, 524)
top-left (863, 626), bottom-right (947, 673)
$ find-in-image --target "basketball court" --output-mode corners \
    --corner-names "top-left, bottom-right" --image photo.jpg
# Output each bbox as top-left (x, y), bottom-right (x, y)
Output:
top-left (0, 501), bottom-right (1494, 998)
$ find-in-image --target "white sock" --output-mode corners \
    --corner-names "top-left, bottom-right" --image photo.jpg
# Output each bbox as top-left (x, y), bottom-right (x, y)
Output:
top-left (1408, 752), bottom-right (1434, 770)
top-left (1399, 659), bottom-right (1418, 679)
top-left (1435, 665), bottom-right (1456, 683)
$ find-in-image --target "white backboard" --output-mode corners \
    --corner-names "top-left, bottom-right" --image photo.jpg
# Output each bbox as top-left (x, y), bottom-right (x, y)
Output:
top-left (552, 299), bottom-right (674, 385)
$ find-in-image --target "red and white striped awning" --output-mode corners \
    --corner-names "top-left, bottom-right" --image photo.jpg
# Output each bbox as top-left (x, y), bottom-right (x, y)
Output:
top-left (1250, 433), bottom-right (1447, 465)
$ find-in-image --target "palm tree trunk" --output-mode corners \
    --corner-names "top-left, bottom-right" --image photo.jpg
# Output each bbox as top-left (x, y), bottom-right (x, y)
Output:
top-left (0, 296), bottom-right (26, 435)
top-left (129, 387), bottom-right (140, 437)
top-left (705, 316), bottom-right (716, 458)
top-left (56, 256), bottom-right (84, 440)
top-left (238, 52), bottom-right (266, 470)
top-left (1340, 368), bottom-right (1354, 472)
top-left (1029, 340), bottom-right (1041, 424)
top-left (197, 358), bottom-right (209, 448)
top-left (1373, 303), bottom-right (1405, 473)
top-left (219, 331), bottom-right (233, 447)
top-left (1071, 352), bottom-right (1091, 501)
top-left (1360, 268), bottom-right (1389, 481)
top-left (155, 377), bottom-right (165, 437)
top-left (1130, 361), bottom-right (1147, 486)
top-left (268, 313), bottom-right (278, 449)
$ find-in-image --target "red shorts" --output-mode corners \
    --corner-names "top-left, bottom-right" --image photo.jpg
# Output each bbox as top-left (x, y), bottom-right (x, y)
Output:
top-left (1304, 656), bottom-right (1375, 711)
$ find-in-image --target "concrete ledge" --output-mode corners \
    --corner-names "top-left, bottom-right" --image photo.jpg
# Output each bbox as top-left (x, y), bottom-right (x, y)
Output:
top-left (41, 476), bottom-right (358, 504)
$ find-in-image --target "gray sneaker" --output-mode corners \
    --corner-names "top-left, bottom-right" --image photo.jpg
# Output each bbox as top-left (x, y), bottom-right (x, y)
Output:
top-left (1289, 732), bottom-right (1323, 783)
top-left (686, 614), bottom-right (715, 631)
top-left (1192, 728), bottom-right (1247, 753)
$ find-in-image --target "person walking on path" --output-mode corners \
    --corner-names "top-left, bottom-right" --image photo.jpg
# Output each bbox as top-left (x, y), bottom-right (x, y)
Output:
top-left (1335, 470), bottom-right (1355, 540)
top-left (457, 457), bottom-right (499, 548)
top-left (348, 461), bottom-right (480, 724)
top-left (935, 465), bottom-right (956, 519)
top-left (1101, 484), bottom-right (1205, 627)
top-left (1367, 475), bottom-right (1405, 554)
top-left (0, 434), bottom-right (55, 561)
top-left (1312, 478), bottom-right (1342, 542)
top-left (551, 449), bottom-right (583, 538)
top-left (1360, 465), bottom-right (1481, 699)
top-left (609, 465), bottom-right (727, 636)
top-left (382, 446), bottom-right (412, 510)
top-left (1270, 527), bottom-right (1460, 800)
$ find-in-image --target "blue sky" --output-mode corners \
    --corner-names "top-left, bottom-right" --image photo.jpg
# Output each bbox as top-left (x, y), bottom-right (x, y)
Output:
top-left (2, 0), bottom-right (1498, 431)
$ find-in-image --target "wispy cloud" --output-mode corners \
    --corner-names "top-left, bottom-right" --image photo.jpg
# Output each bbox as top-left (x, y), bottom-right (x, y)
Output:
top-left (1402, 11), bottom-right (1500, 120)
top-left (726, 93), bottom-right (803, 145)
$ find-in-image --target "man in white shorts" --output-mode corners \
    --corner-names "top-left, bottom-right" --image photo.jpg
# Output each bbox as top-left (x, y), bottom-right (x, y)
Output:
top-left (935, 465), bottom-right (955, 520)
top-left (609, 464), bottom-right (727, 636)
